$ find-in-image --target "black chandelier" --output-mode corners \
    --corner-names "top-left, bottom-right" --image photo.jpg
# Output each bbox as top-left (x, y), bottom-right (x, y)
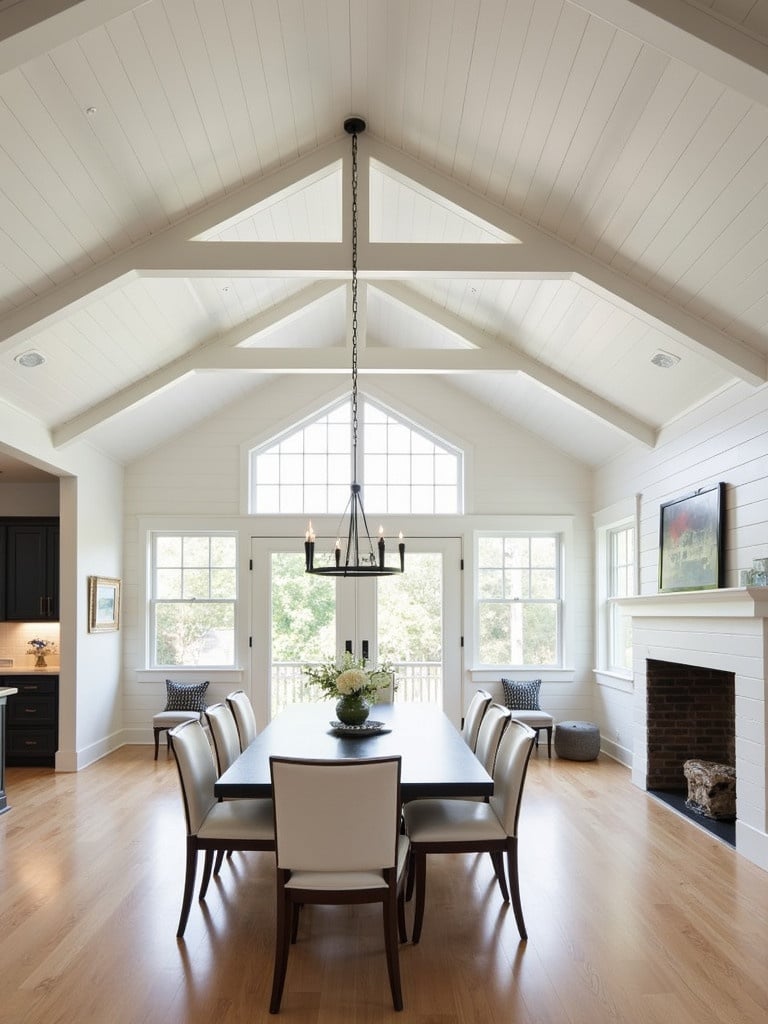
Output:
top-left (304, 117), bottom-right (404, 578)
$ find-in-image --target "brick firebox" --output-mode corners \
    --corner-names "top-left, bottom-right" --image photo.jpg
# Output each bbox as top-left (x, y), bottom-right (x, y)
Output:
top-left (646, 658), bottom-right (735, 791)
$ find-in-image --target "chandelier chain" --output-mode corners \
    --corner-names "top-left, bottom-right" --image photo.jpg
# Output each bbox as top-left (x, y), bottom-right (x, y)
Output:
top-left (350, 129), bottom-right (359, 476)
top-left (304, 117), bottom-right (404, 577)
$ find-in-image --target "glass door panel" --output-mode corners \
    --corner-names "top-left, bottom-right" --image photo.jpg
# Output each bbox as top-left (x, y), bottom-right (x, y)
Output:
top-left (252, 536), bottom-right (461, 725)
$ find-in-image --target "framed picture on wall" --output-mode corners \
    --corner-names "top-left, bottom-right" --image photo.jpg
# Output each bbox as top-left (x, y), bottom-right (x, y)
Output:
top-left (658, 483), bottom-right (725, 593)
top-left (88, 576), bottom-right (121, 632)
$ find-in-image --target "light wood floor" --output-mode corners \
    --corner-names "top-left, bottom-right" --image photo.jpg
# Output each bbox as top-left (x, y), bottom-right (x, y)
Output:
top-left (2, 744), bottom-right (767, 1024)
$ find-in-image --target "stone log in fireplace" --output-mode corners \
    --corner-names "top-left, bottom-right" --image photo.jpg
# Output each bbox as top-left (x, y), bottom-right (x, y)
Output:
top-left (617, 588), bottom-right (768, 873)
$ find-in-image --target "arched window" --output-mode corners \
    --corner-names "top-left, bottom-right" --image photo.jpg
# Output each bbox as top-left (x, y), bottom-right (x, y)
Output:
top-left (250, 397), bottom-right (462, 515)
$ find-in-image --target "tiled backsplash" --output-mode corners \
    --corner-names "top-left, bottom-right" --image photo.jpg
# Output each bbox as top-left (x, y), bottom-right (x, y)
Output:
top-left (0, 621), bottom-right (60, 668)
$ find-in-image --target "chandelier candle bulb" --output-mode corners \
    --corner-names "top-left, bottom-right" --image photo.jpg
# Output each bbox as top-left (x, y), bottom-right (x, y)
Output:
top-left (399, 533), bottom-right (405, 572)
top-left (335, 538), bottom-right (341, 568)
top-left (378, 527), bottom-right (385, 567)
top-left (305, 522), bottom-right (315, 571)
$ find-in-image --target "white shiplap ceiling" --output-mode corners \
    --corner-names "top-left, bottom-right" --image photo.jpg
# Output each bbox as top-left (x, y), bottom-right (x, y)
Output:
top-left (0, 0), bottom-right (766, 477)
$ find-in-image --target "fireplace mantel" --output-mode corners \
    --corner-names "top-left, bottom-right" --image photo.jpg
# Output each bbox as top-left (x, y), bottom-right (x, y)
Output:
top-left (617, 587), bottom-right (768, 619)
top-left (619, 586), bottom-right (768, 872)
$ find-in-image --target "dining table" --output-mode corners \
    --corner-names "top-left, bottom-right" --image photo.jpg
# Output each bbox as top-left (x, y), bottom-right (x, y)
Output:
top-left (214, 701), bottom-right (493, 802)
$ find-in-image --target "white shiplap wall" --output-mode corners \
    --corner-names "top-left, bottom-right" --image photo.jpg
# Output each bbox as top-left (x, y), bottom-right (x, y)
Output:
top-left (121, 374), bottom-right (595, 744)
top-left (593, 378), bottom-right (768, 768)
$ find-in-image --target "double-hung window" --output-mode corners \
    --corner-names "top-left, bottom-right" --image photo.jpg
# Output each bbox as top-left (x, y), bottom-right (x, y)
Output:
top-left (607, 523), bottom-right (635, 672)
top-left (476, 533), bottom-right (562, 667)
top-left (150, 533), bottom-right (238, 667)
top-left (594, 500), bottom-right (637, 678)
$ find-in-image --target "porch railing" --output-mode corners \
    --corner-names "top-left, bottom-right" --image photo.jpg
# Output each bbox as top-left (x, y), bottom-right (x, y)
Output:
top-left (271, 661), bottom-right (443, 718)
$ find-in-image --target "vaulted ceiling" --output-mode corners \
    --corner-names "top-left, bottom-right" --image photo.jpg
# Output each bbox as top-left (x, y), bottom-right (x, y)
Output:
top-left (0, 0), bottom-right (767, 480)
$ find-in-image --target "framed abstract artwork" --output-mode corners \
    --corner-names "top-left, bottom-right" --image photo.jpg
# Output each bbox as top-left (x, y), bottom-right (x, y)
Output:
top-left (658, 483), bottom-right (724, 593)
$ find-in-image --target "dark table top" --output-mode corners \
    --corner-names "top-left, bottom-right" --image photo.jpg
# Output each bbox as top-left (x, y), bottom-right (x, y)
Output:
top-left (214, 701), bottom-right (493, 801)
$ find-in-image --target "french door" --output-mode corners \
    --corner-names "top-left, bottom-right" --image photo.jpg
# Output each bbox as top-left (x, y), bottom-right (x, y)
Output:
top-left (250, 536), bottom-right (462, 726)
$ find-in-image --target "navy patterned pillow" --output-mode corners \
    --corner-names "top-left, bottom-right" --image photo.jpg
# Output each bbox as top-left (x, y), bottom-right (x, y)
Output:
top-left (164, 679), bottom-right (209, 713)
top-left (501, 678), bottom-right (542, 711)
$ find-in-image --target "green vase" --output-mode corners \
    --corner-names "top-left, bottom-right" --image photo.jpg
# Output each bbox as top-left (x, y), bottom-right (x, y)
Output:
top-left (335, 693), bottom-right (371, 726)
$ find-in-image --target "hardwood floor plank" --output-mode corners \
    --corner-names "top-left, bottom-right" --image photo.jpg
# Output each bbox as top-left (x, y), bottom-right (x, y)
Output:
top-left (1, 746), bottom-right (767, 1023)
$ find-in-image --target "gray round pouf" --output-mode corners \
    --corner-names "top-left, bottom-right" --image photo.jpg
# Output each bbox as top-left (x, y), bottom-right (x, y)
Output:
top-left (555, 720), bottom-right (600, 761)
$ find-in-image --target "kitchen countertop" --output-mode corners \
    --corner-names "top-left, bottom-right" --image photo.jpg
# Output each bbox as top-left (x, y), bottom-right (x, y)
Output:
top-left (0, 668), bottom-right (59, 676)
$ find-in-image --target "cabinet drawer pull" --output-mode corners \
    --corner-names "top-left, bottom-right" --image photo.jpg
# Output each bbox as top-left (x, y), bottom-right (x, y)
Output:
top-left (24, 707), bottom-right (38, 714)
top-left (24, 740), bottom-right (38, 746)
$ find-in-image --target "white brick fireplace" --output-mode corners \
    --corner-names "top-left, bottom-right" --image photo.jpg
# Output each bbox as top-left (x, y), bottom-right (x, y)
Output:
top-left (619, 588), bottom-right (768, 873)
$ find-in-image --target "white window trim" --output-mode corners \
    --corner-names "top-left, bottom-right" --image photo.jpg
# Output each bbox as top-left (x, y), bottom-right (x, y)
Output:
top-left (468, 515), bottom-right (574, 674)
top-left (243, 390), bottom-right (465, 517)
top-left (593, 497), bottom-right (639, 688)
top-left (137, 516), bottom-right (250, 681)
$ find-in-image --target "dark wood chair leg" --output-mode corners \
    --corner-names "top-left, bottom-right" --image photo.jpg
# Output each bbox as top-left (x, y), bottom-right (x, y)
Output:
top-left (507, 839), bottom-right (527, 940)
top-left (213, 849), bottom-right (226, 875)
top-left (270, 892), bottom-right (292, 1013)
top-left (411, 851), bottom-right (428, 944)
top-left (489, 850), bottom-right (509, 901)
top-left (176, 840), bottom-right (198, 938)
top-left (198, 849), bottom-right (215, 900)
top-left (546, 726), bottom-right (552, 758)
top-left (153, 728), bottom-right (161, 760)
top-left (397, 886), bottom-right (408, 943)
top-left (382, 896), bottom-right (404, 1011)
top-left (405, 848), bottom-right (415, 901)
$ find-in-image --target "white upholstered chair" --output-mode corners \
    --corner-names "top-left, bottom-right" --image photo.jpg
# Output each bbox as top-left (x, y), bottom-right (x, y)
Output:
top-left (500, 679), bottom-right (553, 757)
top-left (205, 702), bottom-right (242, 777)
top-left (226, 689), bottom-right (258, 751)
top-left (507, 710), bottom-right (554, 757)
top-left (168, 719), bottom-right (274, 938)
top-left (461, 689), bottom-right (493, 751)
top-left (268, 755), bottom-right (409, 1013)
top-left (473, 703), bottom-right (511, 777)
top-left (403, 719), bottom-right (536, 944)
top-left (152, 709), bottom-right (200, 760)
top-left (204, 701), bottom-right (244, 874)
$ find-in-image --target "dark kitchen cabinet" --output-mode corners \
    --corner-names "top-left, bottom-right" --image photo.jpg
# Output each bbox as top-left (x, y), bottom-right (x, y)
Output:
top-left (5, 674), bottom-right (58, 766)
top-left (3, 519), bottom-right (59, 621)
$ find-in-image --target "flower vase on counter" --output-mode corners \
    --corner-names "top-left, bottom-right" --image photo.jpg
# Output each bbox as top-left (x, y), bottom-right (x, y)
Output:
top-left (28, 638), bottom-right (57, 670)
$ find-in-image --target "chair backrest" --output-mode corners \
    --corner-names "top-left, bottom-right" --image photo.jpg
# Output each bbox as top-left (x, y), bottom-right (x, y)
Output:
top-left (168, 719), bottom-right (218, 836)
top-left (474, 703), bottom-right (511, 775)
top-left (489, 719), bottom-right (536, 838)
top-left (205, 702), bottom-right (242, 776)
top-left (461, 689), bottom-right (493, 750)
top-left (270, 756), bottom-right (402, 873)
top-left (226, 690), bottom-right (257, 751)
top-left (371, 670), bottom-right (396, 704)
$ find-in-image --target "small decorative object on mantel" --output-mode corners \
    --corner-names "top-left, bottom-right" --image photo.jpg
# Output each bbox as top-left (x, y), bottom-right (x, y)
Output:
top-left (658, 482), bottom-right (725, 593)
top-left (304, 652), bottom-right (394, 727)
top-left (744, 557), bottom-right (768, 587)
top-left (28, 638), bottom-right (57, 669)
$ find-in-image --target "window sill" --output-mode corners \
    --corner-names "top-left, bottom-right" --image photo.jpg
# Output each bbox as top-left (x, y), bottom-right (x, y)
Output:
top-left (468, 667), bottom-right (575, 683)
top-left (593, 669), bottom-right (633, 693)
top-left (138, 667), bottom-right (244, 681)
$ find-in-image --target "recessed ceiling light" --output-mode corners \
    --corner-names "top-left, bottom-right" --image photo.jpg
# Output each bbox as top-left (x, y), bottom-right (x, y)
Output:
top-left (14, 350), bottom-right (46, 368)
top-left (86, 106), bottom-right (97, 116)
top-left (650, 350), bottom-right (680, 369)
